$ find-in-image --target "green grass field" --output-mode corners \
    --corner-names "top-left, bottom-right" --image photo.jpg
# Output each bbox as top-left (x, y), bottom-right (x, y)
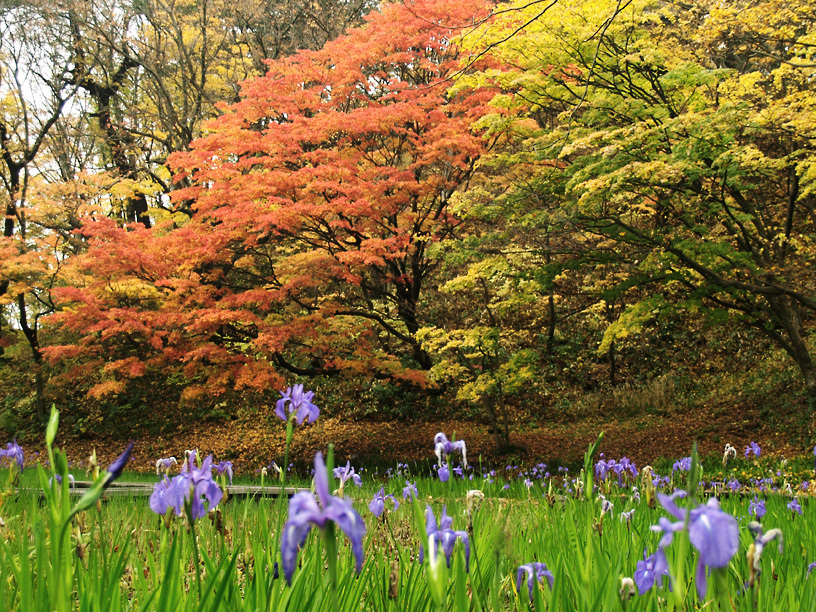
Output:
top-left (0, 415), bottom-right (814, 611)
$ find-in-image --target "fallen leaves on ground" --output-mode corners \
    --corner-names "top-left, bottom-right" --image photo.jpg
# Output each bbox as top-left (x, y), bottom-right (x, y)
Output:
top-left (44, 400), bottom-right (802, 475)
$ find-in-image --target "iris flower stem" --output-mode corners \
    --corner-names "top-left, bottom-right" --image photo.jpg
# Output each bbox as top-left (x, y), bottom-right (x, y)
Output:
top-left (445, 458), bottom-right (452, 504)
top-left (714, 568), bottom-right (734, 611)
top-left (44, 437), bottom-right (70, 612)
top-left (274, 417), bottom-right (295, 561)
top-left (749, 576), bottom-right (757, 612)
top-left (323, 524), bottom-right (340, 609)
top-left (282, 417), bottom-right (294, 494)
top-left (672, 447), bottom-right (702, 611)
top-left (469, 531), bottom-right (486, 599)
top-left (324, 441), bottom-right (339, 609)
top-left (584, 501), bottom-right (593, 605)
top-left (383, 512), bottom-right (407, 568)
top-left (53, 498), bottom-right (70, 612)
top-left (669, 525), bottom-right (690, 611)
top-left (187, 499), bottom-right (203, 600)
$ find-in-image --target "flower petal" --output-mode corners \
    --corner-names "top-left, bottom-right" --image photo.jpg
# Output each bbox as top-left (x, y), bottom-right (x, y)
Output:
top-left (106, 442), bottom-right (133, 483)
top-left (314, 452), bottom-right (331, 508)
top-left (281, 519), bottom-right (314, 584)
top-left (326, 497), bottom-right (367, 574)
top-left (275, 398), bottom-right (288, 421)
top-left (657, 491), bottom-right (688, 521)
top-left (695, 558), bottom-right (708, 600)
top-left (688, 503), bottom-right (738, 569)
top-left (425, 505), bottom-right (438, 537)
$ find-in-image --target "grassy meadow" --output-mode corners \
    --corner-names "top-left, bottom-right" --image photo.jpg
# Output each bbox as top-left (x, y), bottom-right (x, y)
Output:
top-left (0, 410), bottom-right (814, 611)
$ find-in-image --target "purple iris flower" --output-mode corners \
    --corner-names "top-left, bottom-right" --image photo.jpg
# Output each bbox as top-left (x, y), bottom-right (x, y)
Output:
top-left (437, 464), bottom-right (449, 482)
top-left (597, 457), bottom-right (637, 486)
top-left (280, 452), bottom-right (366, 584)
top-left (104, 442), bottom-right (134, 486)
top-left (516, 562), bottom-right (553, 600)
top-left (0, 439), bottom-right (24, 470)
top-left (50, 473), bottom-right (76, 487)
top-left (420, 505), bottom-right (470, 571)
top-left (747, 522), bottom-right (783, 584)
top-left (434, 433), bottom-right (468, 468)
top-left (179, 452), bottom-right (223, 519)
top-left (634, 548), bottom-right (670, 594)
top-left (788, 498), bottom-right (802, 515)
top-left (595, 459), bottom-right (609, 481)
top-left (149, 451), bottom-right (223, 520)
top-left (614, 457), bottom-right (637, 483)
top-left (673, 457), bottom-right (692, 472)
top-left (369, 487), bottom-right (399, 517)
top-left (651, 515), bottom-right (684, 548)
top-left (403, 481), bottom-right (418, 501)
top-left (749, 496), bottom-right (766, 519)
top-left (215, 460), bottom-right (233, 485)
top-left (809, 561), bottom-right (816, 577)
top-left (149, 475), bottom-right (186, 515)
top-left (658, 492), bottom-right (739, 599)
top-left (155, 456), bottom-right (178, 474)
top-left (333, 462), bottom-right (362, 488)
top-left (745, 442), bottom-right (761, 458)
top-left (275, 384), bottom-right (319, 425)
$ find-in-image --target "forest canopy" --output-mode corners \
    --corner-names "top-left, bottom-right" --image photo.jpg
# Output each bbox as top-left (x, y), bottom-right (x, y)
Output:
top-left (1, 0), bottom-right (814, 436)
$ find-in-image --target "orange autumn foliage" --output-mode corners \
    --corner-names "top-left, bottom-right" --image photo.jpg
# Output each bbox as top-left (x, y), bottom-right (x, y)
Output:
top-left (45, 0), bottom-right (509, 399)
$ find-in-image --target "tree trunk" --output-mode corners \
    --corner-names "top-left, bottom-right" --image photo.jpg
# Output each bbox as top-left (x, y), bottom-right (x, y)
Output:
top-left (609, 339), bottom-right (617, 387)
top-left (545, 250), bottom-right (557, 354)
top-left (69, 22), bottom-right (148, 227)
top-left (0, 133), bottom-right (22, 298)
top-left (17, 294), bottom-right (46, 421)
top-left (789, 337), bottom-right (816, 399)
top-left (482, 394), bottom-right (504, 451)
top-left (396, 289), bottom-right (432, 369)
top-left (801, 365), bottom-right (816, 400)
top-left (766, 295), bottom-right (816, 399)
top-left (547, 291), bottom-right (556, 354)
top-left (497, 381), bottom-right (510, 448)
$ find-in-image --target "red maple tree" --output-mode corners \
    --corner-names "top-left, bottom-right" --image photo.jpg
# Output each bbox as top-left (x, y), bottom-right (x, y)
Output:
top-left (46, 0), bottom-right (506, 400)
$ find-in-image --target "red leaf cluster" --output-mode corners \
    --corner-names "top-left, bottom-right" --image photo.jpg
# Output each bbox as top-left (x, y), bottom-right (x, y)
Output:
top-left (46, 0), bottom-right (505, 398)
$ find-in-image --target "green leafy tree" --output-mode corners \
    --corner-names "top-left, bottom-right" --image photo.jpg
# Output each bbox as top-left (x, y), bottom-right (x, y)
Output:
top-left (462, 0), bottom-right (816, 398)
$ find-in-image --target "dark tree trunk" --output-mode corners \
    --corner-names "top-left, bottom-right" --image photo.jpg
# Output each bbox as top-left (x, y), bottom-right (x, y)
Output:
top-left (609, 340), bottom-right (617, 387)
top-left (497, 381), bottom-right (510, 448)
top-left (482, 394), bottom-right (504, 451)
top-left (0, 124), bottom-right (22, 298)
top-left (545, 250), bottom-right (557, 354)
top-left (69, 19), bottom-right (149, 228)
top-left (395, 286), bottom-right (432, 369)
top-left (547, 290), bottom-right (556, 354)
top-left (765, 294), bottom-right (816, 399)
top-left (17, 294), bottom-right (46, 422)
